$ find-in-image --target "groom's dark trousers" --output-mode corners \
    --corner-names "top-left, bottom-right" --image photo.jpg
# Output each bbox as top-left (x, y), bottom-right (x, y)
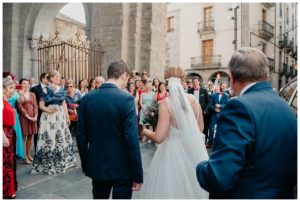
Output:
top-left (77, 83), bottom-right (143, 199)
top-left (92, 179), bottom-right (133, 199)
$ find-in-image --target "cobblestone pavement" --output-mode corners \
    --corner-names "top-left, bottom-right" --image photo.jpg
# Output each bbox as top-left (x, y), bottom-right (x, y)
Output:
top-left (16, 138), bottom-right (210, 199)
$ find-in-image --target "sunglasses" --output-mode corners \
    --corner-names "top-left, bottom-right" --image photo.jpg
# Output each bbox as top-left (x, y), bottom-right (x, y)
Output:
top-left (66, 86), bottom-right (73, 88)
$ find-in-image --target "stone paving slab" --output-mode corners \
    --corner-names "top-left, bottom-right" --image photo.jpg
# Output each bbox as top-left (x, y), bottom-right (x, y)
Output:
top-left (15, 140), bottom-right (157, 199)
top-left (15, 139), bottom-right (209, 199)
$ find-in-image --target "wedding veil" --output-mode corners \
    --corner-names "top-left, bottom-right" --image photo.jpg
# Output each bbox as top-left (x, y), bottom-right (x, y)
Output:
top-left (167, 77), bottom-right (208, 163)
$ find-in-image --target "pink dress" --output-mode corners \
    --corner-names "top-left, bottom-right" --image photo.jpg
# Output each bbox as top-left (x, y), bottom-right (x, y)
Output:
top-left (17, 92), bottom-right (38, 136)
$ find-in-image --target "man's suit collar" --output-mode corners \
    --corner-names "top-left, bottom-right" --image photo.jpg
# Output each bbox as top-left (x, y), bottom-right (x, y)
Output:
top-left (100, 83), bottom-right (119, 89)
top-left (243, 81), bottom-right (272, 95)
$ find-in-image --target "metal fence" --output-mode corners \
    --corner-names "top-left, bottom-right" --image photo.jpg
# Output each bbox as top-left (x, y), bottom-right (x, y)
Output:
top-left (37, 32), bottom-right (104, 85)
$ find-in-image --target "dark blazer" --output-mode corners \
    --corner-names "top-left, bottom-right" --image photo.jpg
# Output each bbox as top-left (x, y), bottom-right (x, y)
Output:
top-left (209, 92), bottom-right (229, 116)
top-left (188, 87), bottom-right (210, 114)
top-left (196, 81), bottom-right (297, 199)
top-left (76, 83), bottom-right (143, 183)
top-left (30, 84), bottom-right (45, 122)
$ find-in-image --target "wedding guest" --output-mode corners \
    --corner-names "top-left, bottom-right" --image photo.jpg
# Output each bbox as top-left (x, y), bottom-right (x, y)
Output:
top-left (183, 81), bottom-right (188, 93)
top-left (141, 71), bottom-right (149, 80)
top-left (188, 77), bottom-right (210, 139)
top-left (127, 82), bottom-right (139, 117)
top-left (139, 81), bottom-right (155, 142)
top-left (7, 77), bottom-right (25, 160)
top-left (30, 73), bottom-right (48, 153)
top-left (155, 82), bottom-right (169, 102)
top-left (197, 47), bottom-right (297, 199)
top-left (206, 82), bottom-right (229, 148)
top-left (130, 69), bottom-right (137, 80)
top-left (186, 79), bottom-right (193, 90)
top-left (32, 70), bottom-right (76, 175)
top-left (88, 79), bottom-right (96, 91)
top-left (65, 79), bottom-right (82, 135)
top-left (29, 77), bottom-right (37, 88)
top-left (60, 77), bottom-right (66, 90)
top-left (95, 76), bottom-right (105, 89)
top-left (3, 78), bottom-right (18, 199)
top-left (152, 78), bottom-right (160, 92)
top-left (207, 80), bottom-right (214, 97)
top-left (128, 78), bottom-right (135, 84)
top-left (77, 79), bottom-right (89, 97)
top-left (17, 78), bottom-right (38, 164)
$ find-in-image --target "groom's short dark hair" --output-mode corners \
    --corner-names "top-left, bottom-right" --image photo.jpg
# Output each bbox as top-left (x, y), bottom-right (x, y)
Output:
top-left (107, 60), bottom-right (130, 79)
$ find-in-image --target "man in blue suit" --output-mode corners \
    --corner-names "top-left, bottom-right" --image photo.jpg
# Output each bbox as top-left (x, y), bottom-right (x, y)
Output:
top-left (207, 82), bottom-right (229, 148)
top-left (77, 60), bottom-right (143, 199)
top-left (196, 48), bottom-right (297, 199)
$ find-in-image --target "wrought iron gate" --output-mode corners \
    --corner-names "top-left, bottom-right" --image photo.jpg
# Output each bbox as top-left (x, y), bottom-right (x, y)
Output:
top-left (37, 32), bottom-right (104, 85)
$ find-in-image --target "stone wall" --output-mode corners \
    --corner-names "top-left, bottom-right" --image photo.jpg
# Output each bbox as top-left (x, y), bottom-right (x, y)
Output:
top-left (3, 3), bottom-right (167, 80)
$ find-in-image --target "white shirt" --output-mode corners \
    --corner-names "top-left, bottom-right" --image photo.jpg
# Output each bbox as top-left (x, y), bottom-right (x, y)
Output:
top-left (41, 83), bottom-right (48, 94)
top-left (193, 87), bottom-right (200, 101)
top-left (239, 82), bottom-right (257, 96)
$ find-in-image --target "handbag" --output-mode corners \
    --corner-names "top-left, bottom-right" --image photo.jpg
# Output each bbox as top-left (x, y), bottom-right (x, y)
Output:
top-left (69, 112), bottom-right (77, 122)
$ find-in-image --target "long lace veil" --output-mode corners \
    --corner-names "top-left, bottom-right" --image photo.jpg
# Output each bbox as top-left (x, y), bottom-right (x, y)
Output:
top-left (167, 77), bottom-right (208, 163)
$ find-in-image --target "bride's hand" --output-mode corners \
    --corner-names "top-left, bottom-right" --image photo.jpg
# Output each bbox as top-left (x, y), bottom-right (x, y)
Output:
top-left (142, 129), bottom-right (149, 137)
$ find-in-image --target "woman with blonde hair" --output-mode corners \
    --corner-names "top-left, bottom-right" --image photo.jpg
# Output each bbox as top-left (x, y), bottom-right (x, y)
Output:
top-left (139, 66), bottom-right (208, 199)
top-left (32, 70), bottom-right (76, 175)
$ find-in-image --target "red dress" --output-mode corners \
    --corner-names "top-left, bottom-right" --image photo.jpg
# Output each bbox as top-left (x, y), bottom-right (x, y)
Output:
top-left (156, 92), bottom-right (168, 101)
top-left (3, 100), bottom-right (17, 199)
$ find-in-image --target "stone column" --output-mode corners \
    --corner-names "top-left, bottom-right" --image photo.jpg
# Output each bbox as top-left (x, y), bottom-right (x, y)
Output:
top-left (241, 3), bottom-right (249, 47)
top-left (28, 35), bottom-right (40, 80)
top-left (148, 4), bottom-right (167, 80)
top-left (90, 3), bottom-right (124, 78)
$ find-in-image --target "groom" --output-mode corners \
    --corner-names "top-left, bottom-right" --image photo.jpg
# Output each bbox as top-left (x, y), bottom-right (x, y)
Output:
top-left (196, 48), bottom-right (297, 199)
top-left (77, 60), bottom-right (143, 199)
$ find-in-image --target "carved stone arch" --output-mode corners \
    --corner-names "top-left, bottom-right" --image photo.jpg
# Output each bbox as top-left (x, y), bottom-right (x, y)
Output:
top-left (186, 72), bottom-right (203, 83)
top-left (208, 71), bottom-right (230, 84)
top-left (24, 3), bottom-right (92, 79)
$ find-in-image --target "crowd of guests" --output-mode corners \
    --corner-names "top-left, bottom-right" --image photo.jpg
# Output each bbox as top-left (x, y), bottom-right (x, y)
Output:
top-left (2, 68), bottom-right (232, 199)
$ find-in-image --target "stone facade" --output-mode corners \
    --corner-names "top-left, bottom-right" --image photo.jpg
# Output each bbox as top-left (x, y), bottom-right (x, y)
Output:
top-left (3, 3), bottom-right (167, 81)
top-left (167, 3), bottom-right (297, 89)
top-left (51, 13), bottom-right (87, 41)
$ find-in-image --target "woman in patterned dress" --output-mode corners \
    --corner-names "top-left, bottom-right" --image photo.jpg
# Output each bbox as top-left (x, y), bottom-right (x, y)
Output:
top-left (32, 70), bottom-right (76, 175)
top-left (17, 78), bottom-right (38, 164)
top-left (3, 78), bottom-right (18, 199)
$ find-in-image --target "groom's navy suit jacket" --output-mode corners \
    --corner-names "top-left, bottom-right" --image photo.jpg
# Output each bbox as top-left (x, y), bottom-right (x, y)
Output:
top-left (77, 83), bottom-right (143, 183)
top-left (196, 81), bottom-right (297, 199)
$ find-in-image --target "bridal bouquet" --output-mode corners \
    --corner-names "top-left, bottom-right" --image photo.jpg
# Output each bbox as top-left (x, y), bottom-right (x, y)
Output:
top-left (143, 100), bottom-right (159, 128)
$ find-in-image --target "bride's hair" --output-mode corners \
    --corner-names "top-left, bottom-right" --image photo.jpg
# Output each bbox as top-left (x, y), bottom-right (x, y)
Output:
top-left (164, 66), bottom-right (185, 80)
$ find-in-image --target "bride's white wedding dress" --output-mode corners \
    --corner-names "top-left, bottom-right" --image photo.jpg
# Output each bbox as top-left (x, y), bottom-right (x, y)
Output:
top-left (139, 77), bottom-right (209, 199)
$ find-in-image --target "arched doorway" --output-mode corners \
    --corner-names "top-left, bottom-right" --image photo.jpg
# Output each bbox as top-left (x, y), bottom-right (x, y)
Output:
top-left (209, 71), bottom-right (230, 85)
top-left (22, 3), bottom-right (92, 79)
top-left (186, 72), bottom-right (203, 83)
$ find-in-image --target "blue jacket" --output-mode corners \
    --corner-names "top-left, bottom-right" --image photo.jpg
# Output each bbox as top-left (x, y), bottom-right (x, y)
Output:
top-left (76, 83), bottom-right (143, 183)
top-left (209, 92), bottom-right (230, 116)
top-left (196, 81), bottom-right (297, 199)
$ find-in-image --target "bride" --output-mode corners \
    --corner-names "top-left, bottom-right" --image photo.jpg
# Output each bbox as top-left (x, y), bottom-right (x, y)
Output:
top-left (139, 66), bottom-right (209, 199)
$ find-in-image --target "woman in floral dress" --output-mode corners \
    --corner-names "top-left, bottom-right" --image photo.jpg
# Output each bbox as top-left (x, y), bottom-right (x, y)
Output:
top-left (32, 70), bottom-right (76, 175)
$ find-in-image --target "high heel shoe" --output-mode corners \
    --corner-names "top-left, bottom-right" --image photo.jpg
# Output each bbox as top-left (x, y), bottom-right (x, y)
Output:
top-left (28, 156), bottom-right (34, 161)
top-left (24, 158), bottom-right (32, 164)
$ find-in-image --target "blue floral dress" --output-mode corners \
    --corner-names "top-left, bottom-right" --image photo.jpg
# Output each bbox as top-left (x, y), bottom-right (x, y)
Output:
top-left (32, 86), bottom-right (76, 175)
top-left (8, 91), bottom-right (25, 159)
